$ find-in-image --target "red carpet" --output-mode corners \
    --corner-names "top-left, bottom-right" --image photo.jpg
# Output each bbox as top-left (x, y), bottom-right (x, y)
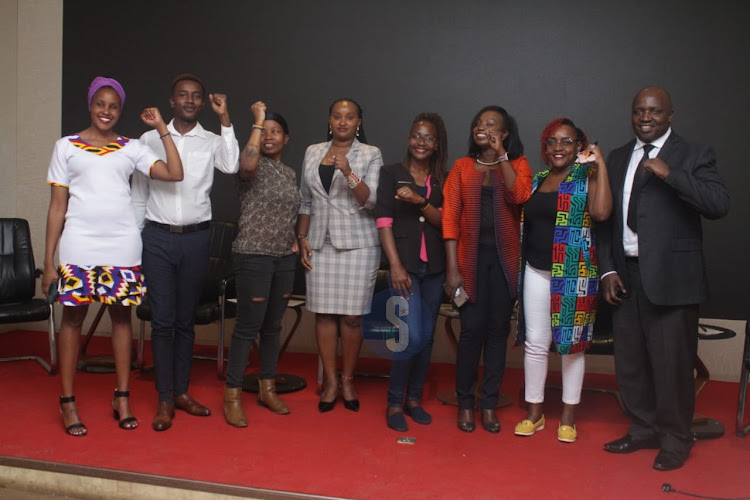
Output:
top-left (1, 330), bottom-right (748, 499)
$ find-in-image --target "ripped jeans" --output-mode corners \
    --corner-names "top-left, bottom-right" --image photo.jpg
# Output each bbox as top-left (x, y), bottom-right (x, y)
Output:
top-left (225, 253), bottom-right (297, 387)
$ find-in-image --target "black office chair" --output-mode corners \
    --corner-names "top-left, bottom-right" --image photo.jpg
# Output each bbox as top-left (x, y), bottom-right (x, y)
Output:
top-left (0, 218), bottom-right (57, 374)
top-left (136, 220), bottom-right (237, 380)
top-left (736, 319), bottom-right (750, 437)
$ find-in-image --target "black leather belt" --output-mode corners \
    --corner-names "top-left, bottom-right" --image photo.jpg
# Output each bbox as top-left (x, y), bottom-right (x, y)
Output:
top-left (146, 220), bottom-right (210, 234)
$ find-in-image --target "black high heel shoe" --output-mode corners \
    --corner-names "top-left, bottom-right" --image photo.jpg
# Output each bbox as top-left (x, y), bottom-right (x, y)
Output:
top-left (318, 383), bottom-right (339, 413)
top-left (481, 408), bottom-right (501, 434)
top-left (457, 408), bottom-right (475, 433)
top-left (59, 395), bottom-right (87, 437)
top-left (112, 390), bottom-right (138, 430)
top-left (341, 375), bottom-right (359, 412)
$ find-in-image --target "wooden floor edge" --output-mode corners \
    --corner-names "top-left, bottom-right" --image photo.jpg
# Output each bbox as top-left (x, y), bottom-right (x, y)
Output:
top-left (0, 456), bottom-right (344, 500)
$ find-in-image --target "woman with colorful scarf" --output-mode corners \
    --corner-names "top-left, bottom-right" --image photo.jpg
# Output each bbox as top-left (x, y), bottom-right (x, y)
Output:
top-left (514, 118), bottom-right (611, 443)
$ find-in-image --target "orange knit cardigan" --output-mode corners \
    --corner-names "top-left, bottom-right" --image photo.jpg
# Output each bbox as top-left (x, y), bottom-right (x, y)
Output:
top-left (442, 156), bottom-right (533, 302)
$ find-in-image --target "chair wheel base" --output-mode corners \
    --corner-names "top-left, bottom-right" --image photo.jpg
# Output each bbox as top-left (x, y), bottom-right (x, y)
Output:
top-left (77, 355), bottom-right (137, 373)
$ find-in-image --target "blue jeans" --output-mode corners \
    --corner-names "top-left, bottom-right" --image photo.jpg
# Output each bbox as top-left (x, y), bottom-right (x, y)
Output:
top-left (386, 262), bottom-right (444, 407)
top-left (141, 224), bottom-right (211, 402)
top-left (225, 253), bottom-right (297, 387)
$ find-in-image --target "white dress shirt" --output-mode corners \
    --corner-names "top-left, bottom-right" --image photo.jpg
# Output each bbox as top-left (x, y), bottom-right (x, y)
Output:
top-left (132, 119), bottom-right (240, 229)
top-left (621, 128), bottom-right (672, 257)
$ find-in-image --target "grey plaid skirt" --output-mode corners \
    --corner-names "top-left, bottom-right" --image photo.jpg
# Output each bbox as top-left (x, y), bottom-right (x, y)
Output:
top-left (305, 239), bottom-right (380, 315)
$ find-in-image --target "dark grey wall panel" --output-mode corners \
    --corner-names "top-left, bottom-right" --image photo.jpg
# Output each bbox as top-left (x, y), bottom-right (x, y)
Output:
top-left (62, 0), bottom-right (749, 318)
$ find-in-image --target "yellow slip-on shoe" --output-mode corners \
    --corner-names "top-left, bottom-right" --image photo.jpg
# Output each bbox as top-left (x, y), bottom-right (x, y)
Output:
top-left (514, 415), bottom-right (545, 436)
top-left (558, 424), bottom-right (577, 443)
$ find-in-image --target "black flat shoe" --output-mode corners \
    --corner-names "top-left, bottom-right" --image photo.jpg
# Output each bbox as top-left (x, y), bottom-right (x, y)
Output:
top-left (59, 395), bottom-right (87, 437)
top-left (404, 404), bottom-right (431, 425)
top-left (343, 398), bottom-right (360, 412)
top-left (386, 410), bottom-right (408, 432)
top-left (457, 408), bottom-right (475, 433)
top-left (112, 389), bottom-right (138, 430)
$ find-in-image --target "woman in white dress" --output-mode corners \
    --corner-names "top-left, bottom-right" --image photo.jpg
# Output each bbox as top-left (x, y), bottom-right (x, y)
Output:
top-left (42, 76), bottom-right (183, 436)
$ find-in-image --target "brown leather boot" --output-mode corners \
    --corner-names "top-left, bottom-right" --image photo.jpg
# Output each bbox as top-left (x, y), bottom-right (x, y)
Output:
top-left (258, 378), bottom-right (290, 415)
top-left (223, 386), bottom-right (247, 427)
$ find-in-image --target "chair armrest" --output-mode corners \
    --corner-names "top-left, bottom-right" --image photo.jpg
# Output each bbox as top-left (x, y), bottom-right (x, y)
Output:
top-left (33, 268), bottom-right (58, 304)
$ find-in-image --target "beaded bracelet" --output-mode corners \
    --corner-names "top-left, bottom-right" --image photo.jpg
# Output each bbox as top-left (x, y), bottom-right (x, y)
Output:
top-left (346, 171), bottom-right (361, 189)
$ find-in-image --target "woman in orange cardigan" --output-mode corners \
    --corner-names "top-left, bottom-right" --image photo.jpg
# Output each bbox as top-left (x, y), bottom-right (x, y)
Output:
top-left (443, 105), bottom-right (532, 433)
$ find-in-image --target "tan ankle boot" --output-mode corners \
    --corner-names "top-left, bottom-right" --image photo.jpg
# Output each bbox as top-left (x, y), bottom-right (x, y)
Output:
top-left (223, 386), bottom-right (247, 427)
top-left (258, 378), bottom-right (290, 415)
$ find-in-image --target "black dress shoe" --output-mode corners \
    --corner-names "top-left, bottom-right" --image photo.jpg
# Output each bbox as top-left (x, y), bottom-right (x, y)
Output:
top-left (457, 408), bottom-right (475, 433)
top-left (603, 434), bottom-right (660, 454)
top-left (653, 449), bottom-right (687, 471)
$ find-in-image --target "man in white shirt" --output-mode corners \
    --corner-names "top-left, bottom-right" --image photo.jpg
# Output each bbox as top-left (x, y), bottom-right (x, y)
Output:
top-left (132, 73), bottom-right (240, 431)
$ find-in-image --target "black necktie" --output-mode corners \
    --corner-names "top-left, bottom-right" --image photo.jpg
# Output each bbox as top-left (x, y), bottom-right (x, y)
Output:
top-left (626, 144), bottom-right (654, 233)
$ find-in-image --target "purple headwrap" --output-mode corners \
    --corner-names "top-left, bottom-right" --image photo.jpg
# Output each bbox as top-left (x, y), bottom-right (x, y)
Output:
top-left (87, 76), bottom-right (126, 108)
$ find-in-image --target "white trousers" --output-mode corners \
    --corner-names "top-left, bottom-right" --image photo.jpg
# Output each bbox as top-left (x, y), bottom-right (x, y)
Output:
top-left (523, 263), bottom-right (585, 405)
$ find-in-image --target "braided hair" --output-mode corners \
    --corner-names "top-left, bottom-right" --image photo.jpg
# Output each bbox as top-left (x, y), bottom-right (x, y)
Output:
top-left (402, 112), bottom-right (448, 186)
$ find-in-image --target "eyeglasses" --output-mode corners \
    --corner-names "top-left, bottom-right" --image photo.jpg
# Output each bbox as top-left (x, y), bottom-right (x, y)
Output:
top-left (409, 133), bottom-right (437, 144)
top-left (545, 137), bottom-right (577, 148)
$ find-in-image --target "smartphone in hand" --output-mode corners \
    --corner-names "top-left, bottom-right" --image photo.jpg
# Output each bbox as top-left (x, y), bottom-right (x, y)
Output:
top-left (453, 285), bottom-right (469, 308)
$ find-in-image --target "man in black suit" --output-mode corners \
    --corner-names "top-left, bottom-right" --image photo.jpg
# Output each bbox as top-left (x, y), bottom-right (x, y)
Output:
top-left (599, 87), bottom-right (730, 470)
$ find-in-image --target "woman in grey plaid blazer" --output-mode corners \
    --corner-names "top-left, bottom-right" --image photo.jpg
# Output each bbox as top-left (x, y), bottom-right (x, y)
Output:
top-left (296, 98), bottom-right (383, 413)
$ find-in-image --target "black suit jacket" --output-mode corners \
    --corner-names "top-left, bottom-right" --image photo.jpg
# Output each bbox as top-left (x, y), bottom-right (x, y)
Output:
top-left (598, 132), bottom-right (729, 306)
top-left (374, 163), bottom-right (445, 275)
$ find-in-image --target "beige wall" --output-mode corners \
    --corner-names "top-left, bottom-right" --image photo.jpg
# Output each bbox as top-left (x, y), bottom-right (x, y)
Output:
top-left (0, 0), bottom-right (19, 216)
top-left (1, 1), bottom-right (745, 384)
top-left (0, 0), bottom-right (61, 254)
